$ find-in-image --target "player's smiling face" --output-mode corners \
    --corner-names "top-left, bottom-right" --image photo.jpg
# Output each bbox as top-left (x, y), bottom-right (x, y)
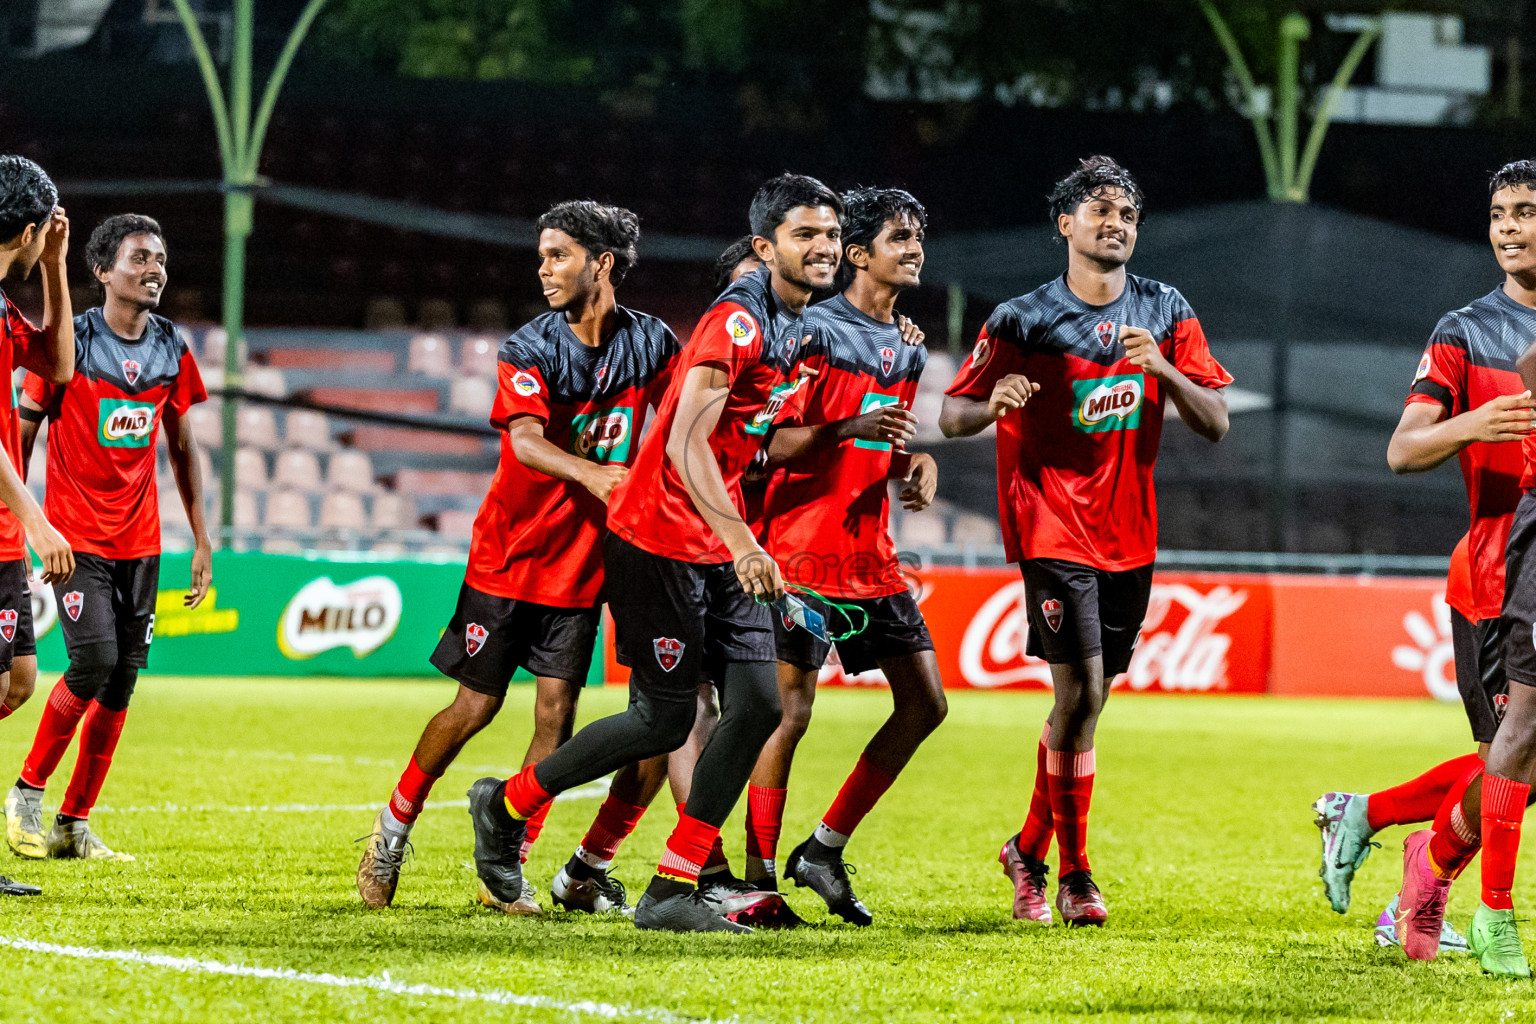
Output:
top-left (1490, 184), bottom-right (1536, 278)
top-left (1060, 187), bottom-right (1139, 269)
top-left (761, 205), bottom-right (841, 291)
top-left (859, 212), bottom-right (925, 288)
top-left (537, 228), bottom-right (600, 313)
top-left (99, 232), bottom-right (167, 310)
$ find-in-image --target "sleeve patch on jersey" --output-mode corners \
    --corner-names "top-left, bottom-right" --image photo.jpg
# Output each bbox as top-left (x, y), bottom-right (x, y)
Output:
top-left (511, 371), bottom-right (541, 397)
top-left (1413, 350), bottom-right (1432, 384)
top-left (726, 310), bottom-right (759, 347)
top-left (971, 337), bottom-right (992, 368)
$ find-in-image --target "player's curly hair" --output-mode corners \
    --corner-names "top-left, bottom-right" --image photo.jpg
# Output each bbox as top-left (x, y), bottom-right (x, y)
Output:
top-left (0, 155), bottom-right (57, 245)
top-left (85, 214), bottom-right (166, 285)
top-left (1490, 160), bottom-right (1536, 197)
top-left (714, 235), bottom-right (758, 293)
top-left (1047, 155), bottom-right (1144, 238)
top-left (536, 200), bottom-right (640, 285)
top-left (836, 186), bottom-right (926, 290)
top-left (749, 173), bottom-right (842, 241)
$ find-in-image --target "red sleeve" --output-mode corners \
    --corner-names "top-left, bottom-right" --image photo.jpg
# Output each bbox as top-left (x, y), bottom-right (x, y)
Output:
top-left (1167, 317), bottom-right (1233, 389)
top-left (491, 358), bottom-right (551, 430)
top-left (687, 302), bottom-right (764, 384)
top-left (167, 351), bottom-right (209, 416)
top-left (21, 370), bottom-right (59, 414)
top-left (1406, 324), bottom-right (1467, 415)
top-left (7, 309), bottom-right (48, 375)
top-left (944, 311), bottom-right (1025, 400)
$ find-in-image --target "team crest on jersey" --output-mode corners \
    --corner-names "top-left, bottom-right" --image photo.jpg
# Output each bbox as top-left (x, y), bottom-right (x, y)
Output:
top-left (511, 371), bottom-right (541, 397)
top-left (653, 637), bottom-right (684, 672)
top-left (1072, 373), bottom-right (1144, 433)
top-left (972, 337), bottom-right (991, 368)
top-left (123, 359), bottom-right (141, 385)
top-left (1095, 321), bottom-right (1117, 348)
top-left (1413, 350), bottom-right (1432, 384)
top-left (465, 622), bottom-right (487, 657)
top-left (1040, 598), bottom-right (1063, 633)
top-left (0, 608), bottom-right (15, 644)
top-left (879, 346), bottom-right (896, 375)
top-left (595, 363), bottom-right (609, 385)
top-left (726, 311), bottom-right (759, 347)
top-left (63, 591), bottom-right (83, 622)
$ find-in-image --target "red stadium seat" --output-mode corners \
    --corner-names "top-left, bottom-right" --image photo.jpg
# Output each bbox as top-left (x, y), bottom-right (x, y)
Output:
top-left (348, 425), bottom-right (483, 456)
top-left (408, 333), bottom-right (454, 377)
top-left (263, 348), bottom-right (396, 372)
top-left (306, 388), bottom-right (438, 415)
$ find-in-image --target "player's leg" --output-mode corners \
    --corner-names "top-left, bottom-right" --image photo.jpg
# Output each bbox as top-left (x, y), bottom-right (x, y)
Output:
top-left (743, 662), bottom-right (817, 880)
top-left (1463, 679), bottom-right (1536, 976)
top-left (3, 655), bottom-right (36, 716)
top-left (512, 672), bottom-right (584, 876)
top-left (0, 561), bottom-right (40, 895)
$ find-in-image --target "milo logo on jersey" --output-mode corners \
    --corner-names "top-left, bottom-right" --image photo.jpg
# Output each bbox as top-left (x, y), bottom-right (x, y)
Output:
top-left (854, 392), bottom-right (901, 451)
top-left (98, 399), bottom-right (156, 447)
top-left (1072, 373), bottom-right (1144, 433)
top-left (569, 407), bottom-right (633, 463)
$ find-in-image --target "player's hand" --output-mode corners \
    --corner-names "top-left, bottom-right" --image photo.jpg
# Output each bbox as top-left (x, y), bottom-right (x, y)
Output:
top-left (28, 520), bottom-right (72, 585)
top-left (896, 314), bottom-right (925, 347)
top-left (1121, 325), bottom-right (1172, 379)
top-left (733, 547), bottom-right (785, 602)
top-left (987, 374), bottom-right (1039, 420)
top-left (38, 206), bottom-right (68, 267)
top-left (1466, 391), bottom-right (1536, 443)
top-left (845, 403), bottom-right (917, 446)
top-left (185, 543), bottom-right (212, 608)
top-left (900, 452), bottom-right (938, 511)
top-left (581, 464), bottom-right (628, 504)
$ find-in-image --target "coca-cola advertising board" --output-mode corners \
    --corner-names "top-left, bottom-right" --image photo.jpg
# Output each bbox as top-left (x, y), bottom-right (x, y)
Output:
top-left (601, 568), bottom-right (1455, 699)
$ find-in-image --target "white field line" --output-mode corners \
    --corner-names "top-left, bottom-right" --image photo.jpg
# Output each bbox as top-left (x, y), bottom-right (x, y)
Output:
top-left (0, 936), bottom-right (727, 1023)
top-left (93, 780), bottom-right (610, 815)
top-left (150, 747), bottom-right (523, 775)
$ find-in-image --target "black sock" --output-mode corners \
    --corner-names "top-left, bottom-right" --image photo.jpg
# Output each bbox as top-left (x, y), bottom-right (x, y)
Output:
top-left (565, 854), bottom-right (600, 881)
top-left (645, 874), bottom-right (694, 901)
top-left (14, 778), bottom-right (40, 793)
top-left (804, 835), bottom-right (838, 862)
top-left (55, 813), bottom-right (83, 827)
top-left (488, 781), bottom-right (519, 829)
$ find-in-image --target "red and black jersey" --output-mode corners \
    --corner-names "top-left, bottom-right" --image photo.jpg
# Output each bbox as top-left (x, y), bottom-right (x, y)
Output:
top-left (26, 307), bottom-right (206, 559)
top-left (0, 288), bottom-right (44, 561)
top-left (609, 266), bottom-right (810, 564)
top-left (468, 306), bottom-right (679, 607)
top-left (762, 293), bottom-right (925, 599)
top-left (945, 273), bottom-right (1232, 571)
top-left (1446, 533), bottom-right (1473, 621)
top-left (1413, 287), bottom-right (1536, 621)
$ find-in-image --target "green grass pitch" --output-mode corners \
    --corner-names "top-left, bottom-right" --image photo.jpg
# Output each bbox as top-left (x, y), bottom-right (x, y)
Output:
top-left (1, 677), bottom-right (1534, 1023)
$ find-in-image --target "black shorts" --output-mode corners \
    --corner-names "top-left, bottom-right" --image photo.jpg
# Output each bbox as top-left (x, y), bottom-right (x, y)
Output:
top-left (0, 559), bottom-right (36, 673)
top-left (773, 589), bottom-right (935, 675)
top-left (55, 552), bottom-right (158, 667)
top-left (1020, 557), bottom-right (1154, 677)
top-left (1453, 609), bottom-right (1508, 744)
top-left (603, 533), bottom-right (774, 701)
top-left (1503, 491), bottom-right (1536, 691)
top-left (429, 582), bottom-right (599, 696)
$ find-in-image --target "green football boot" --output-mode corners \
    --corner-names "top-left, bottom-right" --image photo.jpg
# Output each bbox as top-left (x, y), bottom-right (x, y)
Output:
top-left (1469, 903), bottom-right (1532, 979)
top-left (1312, 792), bottom-right (1379, 913)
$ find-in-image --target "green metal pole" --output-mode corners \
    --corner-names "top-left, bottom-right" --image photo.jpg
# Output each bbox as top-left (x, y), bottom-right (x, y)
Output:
top-left (218, 188), bottom-right (252, 543)
top-left (1276, 13), bottom-right (1310, 201)
top-left (947, 282), bottom-right (966, 359)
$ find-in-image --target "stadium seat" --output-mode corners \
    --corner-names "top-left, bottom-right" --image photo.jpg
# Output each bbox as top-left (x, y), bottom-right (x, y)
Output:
top-left (283, 408), bottom-right (332, 449)
top-left (272, 448), bottom-right (323, 492)
top-left (416, 298), bottom-right (457, 329)
top-left (395, 468), bottom-right (493, 495)
top-left (326, 449), bottom-right (376, 493)
top-left (449, 376), bottom-right (495, 418)
top-left (244, 366), bottom-right (288, 398)
top-left (263, 489), bottom-right (313, 530)
top-left (233, 489), bottom-right (261, 530)
top-left (261, 537), bottom-right (306, 555)
top-left (459, 335), bottom-right (500, 377)
top-left (899, 510), bottom-right (947, 548)
top-left (408, 333), bottom-right (454, 378)
top-left (364, 297), bottom-right (407, 328)
top-left (201, 327), bottom-right (227, 366)
top-left (263, 348), bottom-right (396, 372)
top-left (234, 447), bottom-right (268, 490)
top-left (158, 481), bottom-right (191, 530)
top-left (368, 540), bottom-right (407, 556)
top-left (950, 513), bottom-right (999, 547)
top-left (349, 425), bottom-right (485, 456)
top-left (185, 404), bottom-right (223, 448)
top-left (370, 492), bottom-right (418, 531)
top-left (436, 508), bottom-right (478, 540)
top-left (236, 405), bottom-right (279, 449)
top-left (911, 392), bottom-right (945, 441)
top-left (468, 300), bottom-right (508, 332)
top-left (319, 490), bottom-right (368, 530)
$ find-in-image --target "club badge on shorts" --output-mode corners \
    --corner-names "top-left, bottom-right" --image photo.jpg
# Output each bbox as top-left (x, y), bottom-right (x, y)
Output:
top-left (465, 622), bottom-right (488, 657)
top-left (0, 608), bottom-right (15, 644)
top-left (653, 637), bottom-right (684, 672)
top-left (63, 590), bottom-right (83, 622)
top-left (1041, 597), bottom-right (1064, 633)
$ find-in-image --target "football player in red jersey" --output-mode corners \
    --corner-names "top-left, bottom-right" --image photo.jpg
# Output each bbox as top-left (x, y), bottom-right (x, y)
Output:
top-left (941, 156), bottom-right (1231, 926)
top-left (5, 214), bottom-right (207, 864)
top-left (0, 155), bottom-right (75, 896)
top-left (355, 202), bottom-right (685, 914)
top-left (469, 174), bottom-right (841, 933)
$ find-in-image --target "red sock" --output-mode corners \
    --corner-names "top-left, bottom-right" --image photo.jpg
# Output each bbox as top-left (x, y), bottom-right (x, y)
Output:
top-left (1047, 747), bottom-right (1096, 876)
top-left (1432, 762), bottom-right (1484, 834)
top-left (1367, 752), bottom-right (1484, 831)
top-left (388, 755), bottom-right (439, 825)
top-left (744, 786), bottom-right (787, 864)
top-left (657, 811), bottom-right (720, 884)
top-left (520, 800), bottom-right (553, 863)
top-left (502, 764), bottom-right (551, 820)
top-left (821, 754), bottom-right (898, 840)
top-left (701, 833), bottom-right (730, 874)
top-left (19, 679), bottom-right (89, 789)
top-left (1427, 803), bottom-right (1481, 879)
top-left (58, 702), bottom-right (126, 819)
top-left (1018, 722), bottom-right (1053, 860)
top-left (1482, 773), bottom-right (1529, 911)
top-left (579, 794), bottom-right (648, 864)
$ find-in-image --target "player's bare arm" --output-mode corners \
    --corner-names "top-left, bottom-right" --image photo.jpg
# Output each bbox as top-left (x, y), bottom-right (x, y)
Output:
top-left (1121, 325), bottom-right (1228, 442)
top-left (766, 402), bottom-right (917, 464)
top-left (21, 208), bottom-right (74, 385)
top-left (507, 414), bottom-right (626, 503)
top-left (1387, 392), bottom-right (1535, 473)
top-left (890, 450), bottom-right (937, 511)
top-left (0, 445), bottom-right (70, 584)
top-left (665, 360), bottom-right (784, 601)
top-left (163, 406), bottom-right (212, 608)
top-left (896, 314), bottom-right (924, 347)
top-left (16, 394), bottom-right (42, 476)
top-left (938, 374), bottom-right (1040, 437)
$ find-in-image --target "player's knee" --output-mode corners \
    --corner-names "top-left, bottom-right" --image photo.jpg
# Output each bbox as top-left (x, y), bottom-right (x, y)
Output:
top-left (447, 687), bottom-right (502, 731)
top-left (907, 686), bottom-right (948, 731)
top-left (779, 696), bottom-right (813, 740)
top-left (4, 658), bottom-right (35, 708)
top-left (97, 666), bottom-right (138, 713)
top-left (532, 685), bottom-right (579, 734)
top-left (64, 642), bottom-right (117, 702)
